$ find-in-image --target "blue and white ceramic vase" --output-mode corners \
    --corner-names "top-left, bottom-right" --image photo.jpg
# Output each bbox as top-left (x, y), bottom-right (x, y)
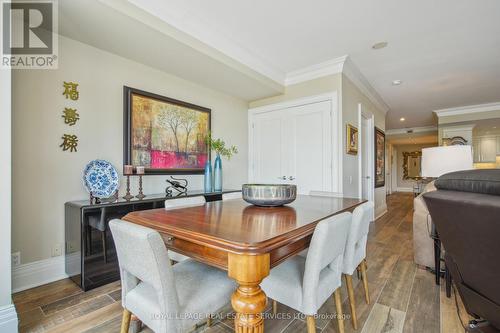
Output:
top-left (213, 154), bottom-right (223, 192)
top-left (204, 159), bottom-right (213, 193)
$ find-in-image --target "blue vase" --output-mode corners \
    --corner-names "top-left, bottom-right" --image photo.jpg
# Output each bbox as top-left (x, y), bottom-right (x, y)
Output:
top-left (214, 154), bottom-right (222, 192)
top-left (204, 160), bottom-right (213, 193)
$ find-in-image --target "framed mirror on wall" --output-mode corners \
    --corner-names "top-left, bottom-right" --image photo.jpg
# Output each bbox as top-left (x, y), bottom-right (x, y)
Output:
top-left (403, 151), bottom-right (422, 180)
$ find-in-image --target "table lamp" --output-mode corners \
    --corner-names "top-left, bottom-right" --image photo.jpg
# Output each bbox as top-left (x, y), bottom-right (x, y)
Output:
top-left (421, 145), bottom-right (473, 178)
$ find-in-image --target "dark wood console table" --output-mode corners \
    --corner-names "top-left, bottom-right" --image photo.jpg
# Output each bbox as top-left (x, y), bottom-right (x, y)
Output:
top-left (65, 190), bottom-right (239, 291)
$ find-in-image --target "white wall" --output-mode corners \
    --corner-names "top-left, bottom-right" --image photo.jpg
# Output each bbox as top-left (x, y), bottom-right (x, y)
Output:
top-left (0, 67), bottom-right (18, 331)
top-left (12, 36), bottom-right (249, 265)
top-left (342, 75), bottom-right (387, 218)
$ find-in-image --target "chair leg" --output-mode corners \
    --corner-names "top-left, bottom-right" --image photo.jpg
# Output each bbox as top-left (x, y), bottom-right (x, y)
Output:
top-left (120, 308), bottom-right (132, 333)
top-left (272, 300), bottom-right (278, 315)
top-left (334, 289), bottom-right (345, 333)
top-left (101, 230), bottom-right (107, 263)
top-left (360, 260), bottom-right (370, 304)
top-left (344, 274), bottom-right (358, 329)
top-left (306, 315), bottom-right (316, 333)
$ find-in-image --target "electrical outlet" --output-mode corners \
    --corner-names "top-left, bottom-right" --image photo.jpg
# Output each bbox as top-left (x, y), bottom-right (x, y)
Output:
top-left (12, 252), bottom-right (21, 267)
top-left (52, 244), bottom-right (63, 257)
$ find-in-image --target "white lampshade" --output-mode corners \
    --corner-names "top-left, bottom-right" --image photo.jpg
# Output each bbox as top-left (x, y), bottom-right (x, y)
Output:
top-left (421, 145), bottom-right (473, 178)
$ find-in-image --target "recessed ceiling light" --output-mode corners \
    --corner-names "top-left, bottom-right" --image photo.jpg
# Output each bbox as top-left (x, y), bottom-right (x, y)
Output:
top-left (392, 80), bottom-right (402, 86)
top-left (400, 117), bottom-right (406, 122)
top-left (372, 41), bottom-right (388, 50)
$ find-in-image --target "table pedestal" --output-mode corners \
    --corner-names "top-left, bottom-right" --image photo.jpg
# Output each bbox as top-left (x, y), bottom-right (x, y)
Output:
top-left (228, 253), bottom-right (270, 333)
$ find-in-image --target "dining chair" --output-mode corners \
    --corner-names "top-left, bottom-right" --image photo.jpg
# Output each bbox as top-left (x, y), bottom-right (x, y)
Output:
top-left (261, 212), bottom-right (352, 333)
top-left (342, 201), bottom-right (374, 329)
top-left (222, 191), bottom-right (242, 200)
top-left (164, 196), bottom-right (206, 263)
top-left (109, 219), bottom-right (236, 333)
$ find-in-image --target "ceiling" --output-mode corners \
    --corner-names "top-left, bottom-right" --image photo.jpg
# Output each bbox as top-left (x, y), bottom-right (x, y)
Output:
top-left (58, 0), bottom-right (284, 101)
top-left (127, 0), bottom-right (500, 129)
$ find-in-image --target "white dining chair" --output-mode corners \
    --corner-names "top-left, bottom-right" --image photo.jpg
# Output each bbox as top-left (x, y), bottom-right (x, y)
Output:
top-left (109, 219), bottom-right (236, 333)
top-left (342, 201), bottom-right (374, 329)
top-left (164, 196), bottom-right (206, 263)
top-left (222, 191), bottom-right (242, 200)
top-left (261, 212), bottom-right (352, 333)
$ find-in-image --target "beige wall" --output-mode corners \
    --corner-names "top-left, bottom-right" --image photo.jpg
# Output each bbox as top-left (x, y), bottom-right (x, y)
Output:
top-left (395, 143), bottom-right (436, 189)
top-left (249, 73), bottom-right (387, 217)
top-left (342, 75), bottom-right (387, 217)
top-left (12, 36), bottom-right (249, 264)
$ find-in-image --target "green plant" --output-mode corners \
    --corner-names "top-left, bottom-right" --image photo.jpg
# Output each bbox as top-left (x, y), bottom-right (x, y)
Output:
top-left (205, 132), bottom-right (238, 160)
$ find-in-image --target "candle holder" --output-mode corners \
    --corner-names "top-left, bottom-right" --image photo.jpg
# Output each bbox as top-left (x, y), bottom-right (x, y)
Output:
top-left (123, 175), bottom-right (134, 201)
top-left (136, 175), bottom-right (146, 200)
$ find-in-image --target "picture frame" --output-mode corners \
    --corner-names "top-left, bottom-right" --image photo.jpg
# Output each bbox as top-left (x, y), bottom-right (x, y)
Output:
top-left (123, 86), bottom-right (211, 175)
top-left (346, 124), bottom-right (358, 155)
top-left (374, 127), bottom-right (386, 188)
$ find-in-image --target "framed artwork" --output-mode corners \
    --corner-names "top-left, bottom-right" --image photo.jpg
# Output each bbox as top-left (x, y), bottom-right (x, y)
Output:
top-left (346, 124), bottom-right (358, 155)
top-left (123, 86), bottom-right (211, 174)
top-left (374, 127), bottom-right (386, 188)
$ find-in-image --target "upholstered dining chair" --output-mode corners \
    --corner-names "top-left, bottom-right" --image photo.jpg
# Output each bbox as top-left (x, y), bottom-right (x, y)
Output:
top-left (164, 196), bottom-right (206, 263)
top-left (222, 191), bottom-right (242, 200)
top-left (109, 219), bottom-right (236, 333)
top-left (342, 201), bottom-right (374, 329)
top-left (261, 212), bottom-right (352, 333)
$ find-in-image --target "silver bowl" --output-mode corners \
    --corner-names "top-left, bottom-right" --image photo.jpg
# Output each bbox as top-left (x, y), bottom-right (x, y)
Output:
top-left (242, 184), bottom-right (297, 207)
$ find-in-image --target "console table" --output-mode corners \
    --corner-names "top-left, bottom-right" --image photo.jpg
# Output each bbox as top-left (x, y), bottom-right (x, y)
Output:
top-left (65, 190), bottom-right (239, 291)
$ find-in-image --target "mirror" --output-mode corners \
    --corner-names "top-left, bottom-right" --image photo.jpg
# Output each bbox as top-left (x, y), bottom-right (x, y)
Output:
top-left (403, 151), bottom-right (422, 180)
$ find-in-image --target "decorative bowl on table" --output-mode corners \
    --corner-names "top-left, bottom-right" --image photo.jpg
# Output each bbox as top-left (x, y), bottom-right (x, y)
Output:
top-left (242, 184), bottom-right (297, 207)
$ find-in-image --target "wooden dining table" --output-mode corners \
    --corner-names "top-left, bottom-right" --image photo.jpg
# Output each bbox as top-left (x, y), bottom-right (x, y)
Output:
top-left (123, 194), bottom-right (366, 333)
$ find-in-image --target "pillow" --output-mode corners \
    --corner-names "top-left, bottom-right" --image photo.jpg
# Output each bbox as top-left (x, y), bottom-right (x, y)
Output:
top-left (435, 169), bottom-right (500, 196)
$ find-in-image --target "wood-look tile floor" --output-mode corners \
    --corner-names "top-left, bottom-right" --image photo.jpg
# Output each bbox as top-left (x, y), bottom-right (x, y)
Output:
top-left (13, 193), bottom-right (470, 333)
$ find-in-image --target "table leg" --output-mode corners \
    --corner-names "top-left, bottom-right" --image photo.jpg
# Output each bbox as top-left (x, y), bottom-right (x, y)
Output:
top-left (228, 253), bottom-right (270, 333)
top-left (434, 238), bottom-right (441, 285)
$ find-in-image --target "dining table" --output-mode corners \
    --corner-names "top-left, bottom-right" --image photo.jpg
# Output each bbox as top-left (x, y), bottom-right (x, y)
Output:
top-left (123, 194), bottom-right (366, 333)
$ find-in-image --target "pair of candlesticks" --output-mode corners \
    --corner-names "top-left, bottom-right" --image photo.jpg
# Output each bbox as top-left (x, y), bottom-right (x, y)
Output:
top-left (123, 165), bottom-right (146, 200)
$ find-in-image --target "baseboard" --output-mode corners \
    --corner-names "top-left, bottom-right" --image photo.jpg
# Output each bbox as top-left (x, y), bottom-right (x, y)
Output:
top-left (375, 203), bottom-right (388, 220)
top-left (0, 304), bottom-right (18, 333)
top-left (396, 187), bottom-right (413, 193)
top-left (12, 256), bottom-right (68, 293)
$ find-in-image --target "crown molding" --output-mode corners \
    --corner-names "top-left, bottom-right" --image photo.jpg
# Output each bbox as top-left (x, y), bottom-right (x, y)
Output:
top-left (284, 55), bottom-right (389, 115)
top-left (386, 126), bottom-right (438, 136)
top-left (434, 102), bottom-right (500, 117)
top-left (342, 57), bottom-right (390, 115)
top-left (284, 56), bottom-right (347, 86)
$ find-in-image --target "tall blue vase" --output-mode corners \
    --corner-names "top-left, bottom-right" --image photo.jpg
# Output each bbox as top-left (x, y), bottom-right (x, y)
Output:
top-left (204, 159), bottom-right (213, 193)
top-left (213, 154), bottom-right (222, 192)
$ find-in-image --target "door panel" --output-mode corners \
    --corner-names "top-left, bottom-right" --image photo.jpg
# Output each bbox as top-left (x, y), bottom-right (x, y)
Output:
top-left (287, 101), bottom-right (332, 194)
top-left (251, 112), bottom-right (285, 184)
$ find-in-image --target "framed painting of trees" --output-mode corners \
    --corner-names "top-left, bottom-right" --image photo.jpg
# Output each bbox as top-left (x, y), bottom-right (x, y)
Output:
top-left (123, 86), bottom-right (211, 174)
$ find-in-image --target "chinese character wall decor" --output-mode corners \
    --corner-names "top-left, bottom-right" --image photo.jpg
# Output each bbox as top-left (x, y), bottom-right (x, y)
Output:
top-left (62, 81), bottom-right (79, 100)
top-left (61, 81), bottom-right (80, 152)
top-left (62, 107), bottom-right (79, 126)
top-left (60, 134), bottom-right (78, 152)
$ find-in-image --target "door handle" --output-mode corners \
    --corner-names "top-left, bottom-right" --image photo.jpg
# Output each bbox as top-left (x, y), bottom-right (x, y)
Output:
top-left (278, 176), bottom-right (286, 180)
top-left (289, 176), bottom-right (296, 180)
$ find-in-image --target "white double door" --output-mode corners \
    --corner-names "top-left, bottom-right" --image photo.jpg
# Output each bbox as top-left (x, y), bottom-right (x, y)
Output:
top-left (250, 100), bottom-right (333, 195)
